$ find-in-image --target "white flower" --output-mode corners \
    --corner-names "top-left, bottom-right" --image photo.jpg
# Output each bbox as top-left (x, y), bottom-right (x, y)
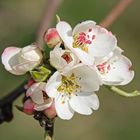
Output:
top-left (45, 64), bottom-right (101, 120)
top-left (26, 82), bottom-right (53, 111)
top-left (94, 47), bottom-right (134, 85)
top-left (56, 20), bottom-right (117, 65)
top-left (1, 44), bottom-right (43, 75)
top-left (50, 46), bottom-right (79, 72)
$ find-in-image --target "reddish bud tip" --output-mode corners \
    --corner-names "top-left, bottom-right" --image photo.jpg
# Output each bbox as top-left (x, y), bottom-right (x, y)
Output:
top-left (23, 99), bottom-right (35, 115)
top-left (44, 28), bottom-right (62, 48)
top-left (43, 102), bottom-right (57, 119)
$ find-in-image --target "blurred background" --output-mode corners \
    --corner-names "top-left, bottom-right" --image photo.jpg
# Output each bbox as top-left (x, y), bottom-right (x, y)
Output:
top-left (0, 0), bottom-right (140, 140)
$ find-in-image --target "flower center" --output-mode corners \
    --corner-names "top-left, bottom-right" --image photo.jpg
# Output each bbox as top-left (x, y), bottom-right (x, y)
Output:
top-left (57, 73), bottom-right (80, 95)
top-left (73, 29), bottom-right (96, 53)
top-left (96, 62), bottom-right (111, 74)
top-left (61, 52), bottom-right (72, 64)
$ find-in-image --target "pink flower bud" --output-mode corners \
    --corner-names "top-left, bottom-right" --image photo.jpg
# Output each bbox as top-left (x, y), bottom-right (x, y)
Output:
top-left (44, 28), bottom-right (62, 48)
top-left (43, 102), bottom-right (57, 119)
top-left (27, 79), bottom-right (35, 88)
top-left (23, 99), bottom-right (35, 115)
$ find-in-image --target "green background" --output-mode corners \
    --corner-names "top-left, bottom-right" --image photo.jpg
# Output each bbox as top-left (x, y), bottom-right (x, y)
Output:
top-left (0, 0), bottom-right (140, 140)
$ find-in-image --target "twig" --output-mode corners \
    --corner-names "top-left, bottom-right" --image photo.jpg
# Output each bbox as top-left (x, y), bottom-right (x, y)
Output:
top-left (0, 81), bottom-right (27, 124)
top-left (34, 112), bottom-right (55, 140)
top-left (0, 81), bottom-right (27, 107)
top-left (36, 0), bottom-right (62, 47)
top-left (100, 0), bottom-right (134, 28)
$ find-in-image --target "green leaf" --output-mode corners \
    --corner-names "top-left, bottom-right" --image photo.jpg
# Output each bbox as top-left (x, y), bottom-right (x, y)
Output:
top-left (30, 66), bottom-right (51, 82)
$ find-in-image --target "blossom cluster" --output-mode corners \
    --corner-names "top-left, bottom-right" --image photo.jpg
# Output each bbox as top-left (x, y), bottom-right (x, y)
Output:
top-left (1, 20), bottom-right (134, 120)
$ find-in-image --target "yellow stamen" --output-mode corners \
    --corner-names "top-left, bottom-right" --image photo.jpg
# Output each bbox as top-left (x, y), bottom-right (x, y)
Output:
top-left (57, 73), bottom-right (80, 95)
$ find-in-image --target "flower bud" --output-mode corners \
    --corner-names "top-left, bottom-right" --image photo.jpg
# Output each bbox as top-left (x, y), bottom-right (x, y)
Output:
top-left (44, 28), bottom-right (62, 48)
top-left (50, 46), bottom-right (79, 71)
top-left (1, 45), bottom-right (43, 75)
top-left (27, 79), bottom-right (35, 88)
top-left (19, 44), bottom-right (43, 71)
top-left (23, 99), bottom-right (35, 115)
top-left (43, 102), bottom-right (57, 119)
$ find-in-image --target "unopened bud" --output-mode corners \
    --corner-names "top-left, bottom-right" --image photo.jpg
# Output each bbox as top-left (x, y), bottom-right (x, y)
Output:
top-left (44, 28), bottom-right (62, 48)
top-left (23, 99), bottom-right (35, 115)
top-left (43, 102), bottom-right (56, 119)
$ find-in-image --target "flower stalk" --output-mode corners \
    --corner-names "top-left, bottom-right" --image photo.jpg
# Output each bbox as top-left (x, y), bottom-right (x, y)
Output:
top-left (44, 117), bottom-right (55, 140)
top-left (44, 127), bottom-right (54, 140)
top-left (33, 112), bottom-right (55, 140)
top-left (105, 85), bottom-right (140, 97)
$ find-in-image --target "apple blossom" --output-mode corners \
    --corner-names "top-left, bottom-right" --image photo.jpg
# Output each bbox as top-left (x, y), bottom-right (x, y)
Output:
top-left (56, 20), bottom-right (117, 65)
top-left (45, 64), bottom-right (101, 120)
top-left (26, 82), bottom-right (53, 111)
top-left (1, 44), bottom-right (43, 75)
top-left (94, 47), bottom-right (134, 85)
top-left (50, 46), bottom-right (79, 72)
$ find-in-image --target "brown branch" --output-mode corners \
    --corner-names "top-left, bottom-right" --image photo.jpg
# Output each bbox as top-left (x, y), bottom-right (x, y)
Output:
top-left (36, 0), bottom-right (62, 47)
top-left (0, 81), bottom-right (27, 124)
top-left (100, 0), bottom-right (134, 28)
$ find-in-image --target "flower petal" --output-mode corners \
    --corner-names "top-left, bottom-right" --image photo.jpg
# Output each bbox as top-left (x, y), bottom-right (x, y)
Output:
top-left (98, 54), bottom-right (134, 85)
top-left (34, 98), bottom-right (53, 111)
top-left (67, 64), bottom-right (102, 92)
top-left (69, 95), bottom-right (92, 115)
top-left (56, 21), bottom-right (73, 48)
top-left (70, 47), bottom-right (95, 65)
top-left (1, 47), bottom-right (23, 74)
top-left (30, 90), bottom-right (44, 104)
top-left (95, 46), bottom-right (123, 65)
top-left (77, 93), bottom-right (99, 110)
top-left (26, 82), bottom-right (46, 104)
top-left (12, 60), bottom-right (40, 74)
top-left (72, 20), bottom-right (96, 35)
top-left (20, 45), bottom-right (42, 62)
top-left (55, 94), bottom-right (74, 120)
top-left (89, 25), bottom-right (117, 57)
top-left (45, 71), bottom-right (61, 98)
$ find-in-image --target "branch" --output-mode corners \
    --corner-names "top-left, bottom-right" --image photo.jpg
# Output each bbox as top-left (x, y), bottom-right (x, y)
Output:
top-left (36, 0), bottom-right (63, 47)
top-left (34, 112), bottom-right (55, 140)
top-left (0, 81), bottom-right (27, 107)
top-left (100, 0), bottom-right (134, 28)
top-left (0, 81), bottom-right (27, 124)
